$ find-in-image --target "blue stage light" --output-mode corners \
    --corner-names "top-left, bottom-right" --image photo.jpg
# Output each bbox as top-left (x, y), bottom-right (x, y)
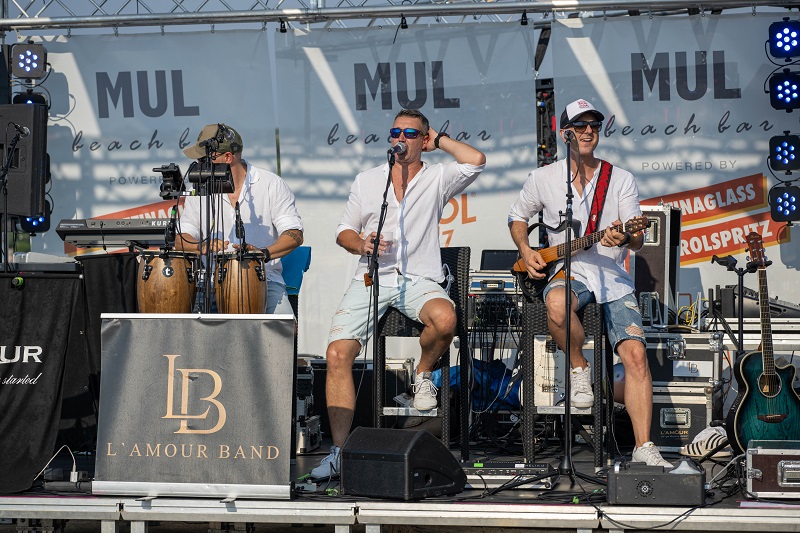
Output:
top-left (10, 43), bottom-right (47, 79)
top-left (769, 185), bottom-right (800, 223)
top-left (769, 70), bottom-right (800, 111)
top-left (769, 134), bottom-right (800, 172)
top-left (770, 19), bottom-right (800, 60)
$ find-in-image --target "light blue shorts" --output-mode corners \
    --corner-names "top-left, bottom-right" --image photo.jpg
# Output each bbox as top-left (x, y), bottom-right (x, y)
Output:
top-left (542, 278), bottom-right (645, 352)
top-left (328, 275), bottom-right (454, 346)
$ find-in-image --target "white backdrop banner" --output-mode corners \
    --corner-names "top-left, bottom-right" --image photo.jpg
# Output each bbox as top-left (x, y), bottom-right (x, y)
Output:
top-left (39, 29), bottom-right (275, 252)
top-left (274, 23), bottom-right (538, 356)
top-left (552, 13), bottom-right (799, 306)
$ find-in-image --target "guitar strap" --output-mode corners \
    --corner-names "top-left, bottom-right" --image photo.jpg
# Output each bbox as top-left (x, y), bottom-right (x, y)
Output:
top-left (584, 160), bottom-right (613, 236)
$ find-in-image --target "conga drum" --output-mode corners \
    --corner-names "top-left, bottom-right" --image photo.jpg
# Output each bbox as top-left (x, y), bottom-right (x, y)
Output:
top-left (137, 252), bottom-right (198, 313)
top-left (215, 251), bottom-right (267, 314)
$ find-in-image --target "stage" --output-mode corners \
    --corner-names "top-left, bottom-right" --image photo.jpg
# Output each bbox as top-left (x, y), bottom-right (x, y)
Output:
top-left (2, 444), bottom-right (800, 533)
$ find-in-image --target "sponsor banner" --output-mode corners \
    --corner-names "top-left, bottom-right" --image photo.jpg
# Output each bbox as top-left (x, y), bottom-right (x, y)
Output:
top-left (553, 13), bottom-right (799, 303)
top-left (275, 23), bottom-right (538, 355)
top-left (0, 278), bottom-right (80, 493)
top-left (644, 174), bottom-right (767, 225)
top-left (679, 210), bottom-right (783, 265)
top-left (95, 315), bottom-right (293, 495)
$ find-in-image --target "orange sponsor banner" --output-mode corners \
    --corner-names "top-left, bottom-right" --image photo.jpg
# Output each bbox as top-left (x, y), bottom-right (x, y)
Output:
top-left (643, 174), bottom-right (767, 225)
top-left (679, 211), bottom-right (790, 265)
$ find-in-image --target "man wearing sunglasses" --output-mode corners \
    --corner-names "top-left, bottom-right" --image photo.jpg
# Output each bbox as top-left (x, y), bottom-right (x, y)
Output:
top-left (311, 109), bottom-right (486, 480)
top-left (508, 99), bottom-right (672, 468)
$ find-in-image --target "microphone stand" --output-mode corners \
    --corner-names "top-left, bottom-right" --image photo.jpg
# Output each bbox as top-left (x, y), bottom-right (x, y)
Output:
top-left (558, 133), bottom-right (576, 483)
top-left (199, 141), bottom-right (218, 314)
top-left (1, 131), bottom-right (23, 273)
top-left (368, 148), bottom-right (397, 426)
top-left (710, 255), bottom-right (758, 361)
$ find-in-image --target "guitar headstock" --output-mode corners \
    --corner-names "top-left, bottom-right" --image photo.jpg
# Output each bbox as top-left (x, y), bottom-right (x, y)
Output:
top-left (745, 231), bottom-right (769, 270)
top-left (624, 216), bottom-right (651, 235)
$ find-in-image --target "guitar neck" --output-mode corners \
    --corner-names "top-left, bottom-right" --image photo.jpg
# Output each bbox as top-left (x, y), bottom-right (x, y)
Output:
top-left (548, 222), bottom-right (626, 263)
top-left (758, 267), bottom-right (775, 373)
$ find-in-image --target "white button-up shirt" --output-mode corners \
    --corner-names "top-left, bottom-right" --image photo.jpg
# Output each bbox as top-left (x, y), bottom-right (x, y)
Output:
top-left (338, 160), bottom-right (484, 285)
top-left (180, 161), bottom-right (303, 285)
top-left (508, 158), bottom-right (642, 303)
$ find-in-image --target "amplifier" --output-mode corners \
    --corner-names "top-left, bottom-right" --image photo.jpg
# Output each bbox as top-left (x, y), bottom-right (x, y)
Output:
top-left (607, 460), bottom-right (705, 506)
top-left (633, 204), bottom-right (681, 325)
top-left (463, 462), bottom-right (556, 490)
top-left (747, 440), bottom-right (800, 498)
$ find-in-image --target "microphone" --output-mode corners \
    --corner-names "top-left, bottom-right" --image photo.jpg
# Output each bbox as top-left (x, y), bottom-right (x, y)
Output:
top-left (235, 201), bottom-right (245, 241)
top-left (388, 142), bottom-right (407, 156)
top-left (563, 130), bottom-right (575, 142)
top-left (218, 124), bottom-right (236, 141)
top-left (165, 206), bottom-right (178, 247)
top-left (10, 122), bottom-right (30, 138)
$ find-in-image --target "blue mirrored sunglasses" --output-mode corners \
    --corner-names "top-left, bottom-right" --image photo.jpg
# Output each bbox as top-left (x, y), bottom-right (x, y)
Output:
top-left (389, 127), bottom-right (422, 139)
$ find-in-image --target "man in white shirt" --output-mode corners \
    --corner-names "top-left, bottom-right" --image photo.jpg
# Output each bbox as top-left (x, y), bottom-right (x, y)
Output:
top-left (177, 123), bottom-right (304, 314)
top-left (508, 99), bottom-right (671, 468)
top-left (311, 109), bottom-right (486, 479)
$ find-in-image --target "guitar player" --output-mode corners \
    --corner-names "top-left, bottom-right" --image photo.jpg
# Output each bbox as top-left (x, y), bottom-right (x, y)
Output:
top-left (508, 98), bottom-right (672, 468)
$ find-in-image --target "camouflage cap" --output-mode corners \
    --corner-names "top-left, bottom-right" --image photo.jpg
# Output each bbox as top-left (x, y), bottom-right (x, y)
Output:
top-left (182, 123), bottom-right (243, 159)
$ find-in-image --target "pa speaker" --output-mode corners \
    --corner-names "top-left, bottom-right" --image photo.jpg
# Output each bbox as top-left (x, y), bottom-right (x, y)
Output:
top-left (340, 427), bottom-right (466, 500)
top-left (0, 103), bottom-right (48, 216)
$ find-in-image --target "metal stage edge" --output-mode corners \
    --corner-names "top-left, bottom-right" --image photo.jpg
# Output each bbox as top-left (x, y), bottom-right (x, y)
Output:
top-left (3, 496), bottom-right (800, 532)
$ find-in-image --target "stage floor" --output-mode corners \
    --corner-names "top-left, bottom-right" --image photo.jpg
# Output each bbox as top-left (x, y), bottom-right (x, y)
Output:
top-left (3, 443), bottom-right (800, 533)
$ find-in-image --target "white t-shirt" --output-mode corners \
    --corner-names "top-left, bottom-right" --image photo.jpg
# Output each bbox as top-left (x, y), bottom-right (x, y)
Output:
top-left (179, 161), bottom-right (303, 285)
top-left (337, 160), bottom-right (484, 285)
top-left (507, 158), bottom-right (642, 303)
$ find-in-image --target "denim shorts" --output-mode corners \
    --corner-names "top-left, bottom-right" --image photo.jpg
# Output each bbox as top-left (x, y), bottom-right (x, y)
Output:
top-left (542, 278), bottom-right (645, 351)
top-left (328, 275), bottom-right (454, 345)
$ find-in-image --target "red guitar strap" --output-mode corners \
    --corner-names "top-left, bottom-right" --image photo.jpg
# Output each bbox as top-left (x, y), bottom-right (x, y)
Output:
top-left (584, 160), bottom-right (613, 236)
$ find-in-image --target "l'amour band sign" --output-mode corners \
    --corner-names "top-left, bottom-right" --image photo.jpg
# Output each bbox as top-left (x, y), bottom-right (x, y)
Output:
top-left (94, 314), bottom-right (295, 498)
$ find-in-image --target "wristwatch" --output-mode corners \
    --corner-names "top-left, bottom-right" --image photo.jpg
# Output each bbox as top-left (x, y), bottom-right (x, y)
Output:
top-left (618, 232), bottom-right (631, 247)
top-left (434, 131), bottom-right (450, 149)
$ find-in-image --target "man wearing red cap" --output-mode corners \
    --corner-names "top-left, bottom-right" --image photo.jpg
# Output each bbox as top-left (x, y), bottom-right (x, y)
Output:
top-left (508, 99), bottom-right (672, 468)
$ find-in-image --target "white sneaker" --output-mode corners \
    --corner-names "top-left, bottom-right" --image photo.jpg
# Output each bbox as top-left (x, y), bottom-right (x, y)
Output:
top-left (632, 442), bottom-right (674, 468)
top-left (309, 446), bottom-right (340, 479)
top-left (412, 371), bottom-right (438, 411)
top-left (570, 364), bottom-right (594, 408)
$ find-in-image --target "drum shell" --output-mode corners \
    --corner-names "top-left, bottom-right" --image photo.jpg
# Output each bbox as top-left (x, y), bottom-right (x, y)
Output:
top-left (215, 252), bottom-right (267, 314)
top-left (137, 252), bottom-right (197, 313)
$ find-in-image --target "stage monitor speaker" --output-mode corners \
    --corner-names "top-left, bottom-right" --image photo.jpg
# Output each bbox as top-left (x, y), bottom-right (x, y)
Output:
top-left (633, 205), bottom-right (681, 324)
top-left (0, 103), bottom-right (48, 216)
top-left (340, 427), bottom-right (466, 500)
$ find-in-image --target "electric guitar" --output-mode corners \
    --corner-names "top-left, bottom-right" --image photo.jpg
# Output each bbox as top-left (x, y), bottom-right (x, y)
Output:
top-left (511, 216), bottom-right (650, 298)
top-left (725, 232), bottom-right (800, 456)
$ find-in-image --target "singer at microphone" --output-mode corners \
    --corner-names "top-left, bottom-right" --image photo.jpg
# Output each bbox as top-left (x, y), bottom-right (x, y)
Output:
top-left (310, 109), bottom-right (486, 479)
top-left (175, 122), bottom-right (304, 315)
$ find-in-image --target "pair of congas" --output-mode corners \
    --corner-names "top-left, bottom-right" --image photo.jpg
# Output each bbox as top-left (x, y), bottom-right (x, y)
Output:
top-left (136, 251), bottom-right (266, 314)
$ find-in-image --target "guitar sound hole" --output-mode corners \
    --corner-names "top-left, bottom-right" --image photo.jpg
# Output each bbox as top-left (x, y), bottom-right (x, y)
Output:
top-left (758, 373), bottom-right (782, 399)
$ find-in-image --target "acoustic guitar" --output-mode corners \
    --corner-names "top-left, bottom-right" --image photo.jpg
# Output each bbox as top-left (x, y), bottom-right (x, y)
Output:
top-left (511, 215), bottom-right (650, 298)
top-left (726, 232), bottom-right (800, 456)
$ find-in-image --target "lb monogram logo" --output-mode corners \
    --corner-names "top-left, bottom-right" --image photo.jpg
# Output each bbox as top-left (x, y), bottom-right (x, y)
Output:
top-left (162, 354), bottom-right (227, 434)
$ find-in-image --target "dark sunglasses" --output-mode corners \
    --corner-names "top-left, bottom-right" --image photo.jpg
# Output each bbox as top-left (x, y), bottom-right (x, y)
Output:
top-left (568, 121), bottom-right (602, 133)
top-left (390, 128), bottom-right (422, 139)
